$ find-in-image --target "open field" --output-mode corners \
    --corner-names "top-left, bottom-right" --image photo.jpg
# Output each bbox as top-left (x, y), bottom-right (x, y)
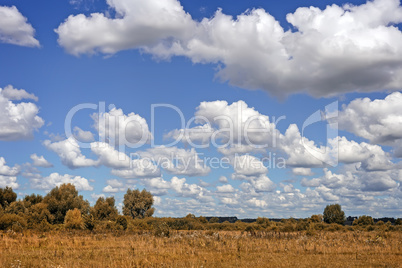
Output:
top-left (1, 230), bottom-right (401, 267)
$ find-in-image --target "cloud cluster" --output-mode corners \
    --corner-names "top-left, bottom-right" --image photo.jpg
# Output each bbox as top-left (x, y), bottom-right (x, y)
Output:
top-left (0, 6), bottom-right (40, 47)
top-left (0, 157), bottom-right (19, 189)
top-left (0, 85), bottom-right (44, 141)
top-left (338, 92), bottom-right (402, 157)
top-left (57, 0), bottom-right (402, 97)
top-left (30, 172), bottom-right (93, 191)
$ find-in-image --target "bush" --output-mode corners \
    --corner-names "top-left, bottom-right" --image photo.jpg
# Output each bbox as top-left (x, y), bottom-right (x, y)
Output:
top-left (0, 214), bottom-right (27, 230)
top-left (353, 215), bottom-right (374, 226)
top-left (64, 208), bottom-right (84, 230)
top-left (209, 217), bottom-right (219, 223)
top-left (116, 215), bottom-right (128, 230)
top-left (153, 222), bottom-right (171, 237)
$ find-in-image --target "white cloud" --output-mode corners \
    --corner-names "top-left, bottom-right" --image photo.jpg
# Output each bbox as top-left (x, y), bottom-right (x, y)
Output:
top-left (216, 184), bottom-right (235, 193)
top-left (0, 85), bottom-right (44, 141)
top-left (292, 168), bottom-right (313, 176)
top-left (56, 0), bottom-right (194, 55)
top-left (102, 185), bottom-right (120, 193)
top-left (74, 126), bottom-right (95, 142)
top-left (0, 6), bottom-right (40, 47)
top-left (1, 85), bottom-right (38, 101)
top-left (57, 0), bottom-right (402, 97)
top-left (44, 137), bottom-right (99, 169)
top-left (30, 172), bottom-right (93, 191)
top-left (139, 146), bottom-right (210, 176)
top-left (0, 157), bottom-right (20, 176)
top-left (106, 179), bottom-right (124, 188)
top-left (218, 176), bottom-right (228, 183)
top-left (232, 154), bottom-right (268, 176)
top-left (90, 142), bottom-right (160, 178)
top-left (30, 154), bottom-right (53, 168)
top-left (338, 92), bottom-right (402, 157)
top-left (0, 175), bottom-right (18, 189)
top-left (92, 107), bottom-right (152, 146)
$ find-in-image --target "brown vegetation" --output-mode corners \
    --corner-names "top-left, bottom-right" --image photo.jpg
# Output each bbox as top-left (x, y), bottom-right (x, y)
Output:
top-left (1, 229), bottom-right (401, 267)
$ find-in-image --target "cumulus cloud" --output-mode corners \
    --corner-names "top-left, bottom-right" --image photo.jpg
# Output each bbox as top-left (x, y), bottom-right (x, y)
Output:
top-left (30, 172), bottom-right (93, 191)
top-left (74, 126), bottom-right (95, 142)
top-left (0, 85), bottom-right (44, 141)
top-left (57, 0), bottom-right (402, 97)
top-left (44, 137), bottom-right (99, 169)
top-left (0, 6), bottom-right (40, 47)
top-left (92, 107), bottom-right (152, 147)
top-left (139, 146), bottom-right (210, 176)
top-left (337, 92), bottom-right (402, 157)
top-left (216, 184), bottom-right (235, 193)
top-left (292, 168), bottom-right (313, 176)
top-left (0, 175), bottom-right (18, 189)
top-left (30, 154), bottom-right (53, 168)
top-left (0, 157), bottom-right (20, 176)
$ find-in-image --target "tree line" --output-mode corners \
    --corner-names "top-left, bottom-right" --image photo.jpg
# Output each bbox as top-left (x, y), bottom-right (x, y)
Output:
top-left (0, 185), bottom-right (401, 233)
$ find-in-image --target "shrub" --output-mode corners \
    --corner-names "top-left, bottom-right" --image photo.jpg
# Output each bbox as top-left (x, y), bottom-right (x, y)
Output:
top-left (309, 214), bottom-right (323, 223)
top-left (0, 213), bottom-right (27, 230)
top-left (209, 217), bottom-right (219, 223)
top-left (153, 222), bottom-right (171, 237)
top-left (353, 215), bottom-right (374, 226)
top-left (116, 215), bottom-right (128, 230)
top-left (64, 208), bottom-right (84, 230)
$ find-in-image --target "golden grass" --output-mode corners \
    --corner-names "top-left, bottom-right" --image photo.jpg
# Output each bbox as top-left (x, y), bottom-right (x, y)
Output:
top-left (1, 230), bottom-right (401, 267)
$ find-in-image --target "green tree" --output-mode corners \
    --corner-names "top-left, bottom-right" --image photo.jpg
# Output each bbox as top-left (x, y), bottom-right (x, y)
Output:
top-left (91, 196), bottom-right (118, 221)
top-left (0, 187), bottom-right (17, 207)
top-left (323, 204), bottom-right (345, 225)
top-left (123, 189), bottom-right (154, 219)
top-left (43, 183), bottom-right (90, 224)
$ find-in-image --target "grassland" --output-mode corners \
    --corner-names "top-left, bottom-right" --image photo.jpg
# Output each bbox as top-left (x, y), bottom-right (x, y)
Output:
top-left (1, 230), bottom-right (401, 267)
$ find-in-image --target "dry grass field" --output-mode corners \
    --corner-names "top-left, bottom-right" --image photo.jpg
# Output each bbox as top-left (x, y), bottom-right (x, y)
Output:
top-left (1, 230), bottom-right (401, 267)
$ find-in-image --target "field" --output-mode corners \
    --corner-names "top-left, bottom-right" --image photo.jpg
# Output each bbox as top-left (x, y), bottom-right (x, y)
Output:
top-left (1, 230), bottom-right (401, 267)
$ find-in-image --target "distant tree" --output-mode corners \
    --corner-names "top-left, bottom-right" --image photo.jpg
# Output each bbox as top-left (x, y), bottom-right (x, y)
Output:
top-left (352, 215), bottom-right (374, 226)
top-left (395, 218), bottom-right (402, 225)
top-left (64, 208), bottom-right (84, 229)
top-left (309, 214), bottom-right (323, 223)
top-left (209, 217), bottom-right (219, 223)
top-left (323, 204), bottom-right (345, 225)
top-left (43, 183), bottom-right (90, 224)
top-left (123, 189), bottom-right (154, 219)
top-left (198, 216), bottom-right (208, 224)
top-left (0, 187), bottom-right (17, 207)
top-left (91, 196), bottom-right (118, 221)
top-left (23, 194), bottom-right (43, 208)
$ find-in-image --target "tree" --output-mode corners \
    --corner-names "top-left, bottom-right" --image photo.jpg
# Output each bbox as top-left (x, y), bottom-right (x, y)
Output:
top-left (123, 189), bottom-right (154, 219)
top-left (5, 200), bottom-right (27, 216)
top-left (352, 215), bottom-right (374, 226)
top-left (91, 196), bottom-right (118, 221)
top-left (23, 194), bottom-right (43, 208)
top-left (323, 204), bottom-right (345, 225)
top-left (309, 214), bottom-right (323, 223)
top-left (0, 187), bottom-right (17, 207)
top-left (43, 183), bottom-right (90, 224)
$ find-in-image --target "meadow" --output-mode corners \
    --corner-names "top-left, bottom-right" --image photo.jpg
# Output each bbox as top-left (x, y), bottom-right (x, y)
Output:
top-left (1, 229), bottom-right (401, 267)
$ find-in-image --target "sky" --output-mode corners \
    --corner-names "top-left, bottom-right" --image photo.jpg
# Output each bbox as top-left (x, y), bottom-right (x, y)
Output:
top-left (0, 0), bottom-right (401, 218)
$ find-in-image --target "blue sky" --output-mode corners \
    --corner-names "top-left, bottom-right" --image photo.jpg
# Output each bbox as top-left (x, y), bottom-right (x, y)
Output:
top-left (0, 0), bottom-right (401, 218)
